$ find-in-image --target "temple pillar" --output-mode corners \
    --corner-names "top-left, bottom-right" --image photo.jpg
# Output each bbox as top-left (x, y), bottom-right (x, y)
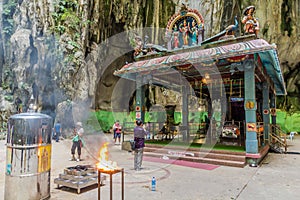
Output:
top-left (136, 75), bottom-right (145, 122)
top-left (182, 85), bottom-right (189, 142)
top-left (244, 59), bottom-right (258, 154)
top-left (262, 82), bottom-right (270, 144)
top-left (270, 92), bottom-right (276, 125)
top-left (208, 81), bottom-right (214, 144)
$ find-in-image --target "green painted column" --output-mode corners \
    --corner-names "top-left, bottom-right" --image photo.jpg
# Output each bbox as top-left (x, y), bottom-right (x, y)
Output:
top-left (136, 75), bottom-right (145, 122)
top-left (270, 92), bottom-right (276, 125)
top-left (262, 82), bottom-right (270, 144)
top-left (182, 85), bottom-right (189, 142)
top-left (244, 60), bottom-right (258, 154)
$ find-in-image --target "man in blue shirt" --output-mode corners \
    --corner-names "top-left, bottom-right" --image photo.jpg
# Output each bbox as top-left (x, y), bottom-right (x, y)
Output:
top-left (54, 120), bottom-right (62, 142)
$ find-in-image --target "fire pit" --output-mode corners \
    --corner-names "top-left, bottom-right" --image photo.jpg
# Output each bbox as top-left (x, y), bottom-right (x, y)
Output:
top-left (97, 142), bottom-right (124, 200)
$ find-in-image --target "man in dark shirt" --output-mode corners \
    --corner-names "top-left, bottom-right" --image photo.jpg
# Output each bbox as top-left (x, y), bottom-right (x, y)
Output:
top-left (134, 120), bottom-right (147, 171)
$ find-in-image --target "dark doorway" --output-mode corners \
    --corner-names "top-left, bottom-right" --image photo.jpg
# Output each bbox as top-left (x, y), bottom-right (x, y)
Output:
top-left (231, 101), bottom-right (245, 121)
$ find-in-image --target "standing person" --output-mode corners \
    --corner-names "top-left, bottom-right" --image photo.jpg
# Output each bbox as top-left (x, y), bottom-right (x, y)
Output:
top-left (70, 122), bottom-right (84, 162)
top-left (54, 120), bottom-right (62, 142)
top-left (134, 120), bottom-right (147, 171)
top-left (204, 114), bottom-right (210, 134)
top-left (144, 122), bottom-right (151, 140)
top-left (113, 120), bottom-right (122, 145)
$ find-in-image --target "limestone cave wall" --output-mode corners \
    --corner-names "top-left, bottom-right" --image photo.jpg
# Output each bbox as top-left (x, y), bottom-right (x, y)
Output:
top-left (0, 0), bottom-right (299, 124)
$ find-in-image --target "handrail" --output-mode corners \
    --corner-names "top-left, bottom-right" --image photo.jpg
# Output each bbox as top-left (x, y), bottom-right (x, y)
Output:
top-left (256, 122), bottom-right (264, 147)
top-left (269, 124), bottom-right (287, 153)
top-left (270, 124), bottom-right (287, 139)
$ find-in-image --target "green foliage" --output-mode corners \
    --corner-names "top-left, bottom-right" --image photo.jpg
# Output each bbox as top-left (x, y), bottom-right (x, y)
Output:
top-left (95, 110), bottom-right (115, 132)
top-left (54, 24), bottom-right (66, 35)
top-left (2, 0), bottom-right (17, 37)
top-left (51, 0), bottom-right (82, 35)
top-left (67, 40), bottom-right (80, 50)
top-left (93, 110), bottom-right (137, 132)
top-left (1, 69), bottom-right (13, 91)
top-left (92, 110), bottom-right (183, 132)
top-left (91, 109), bottom-right (300, 136)
top-left (277, 110), bottom-right (300, 133)
top-left (50, 0), bottom-right (88, 82)
top-left (61, 11), bottom-right (80, 31)
top-left (145, 140), bottom-right (245, 152)
top-left (1, 83), bottom-right (9, 90)
top-left (83, 112), bottom-right (103, 134)
top-left (4, 95), bottom-right (13, 101)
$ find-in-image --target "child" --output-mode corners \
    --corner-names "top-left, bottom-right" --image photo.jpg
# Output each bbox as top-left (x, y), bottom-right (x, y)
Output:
top-left (113, 120), bottom-right (122, 144)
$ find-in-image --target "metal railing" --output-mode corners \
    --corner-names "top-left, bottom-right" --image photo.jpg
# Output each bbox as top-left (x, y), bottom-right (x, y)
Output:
top-left (122, 122), bottom-right (206, 140)
top-left (122, 122), bottom-right (178, 140)
top-left (269, 124), bottom-right (287, 153)
top-left (122, 121), bottom-right (244, 144)
top-left (256, 122), bottom-right (264, 147)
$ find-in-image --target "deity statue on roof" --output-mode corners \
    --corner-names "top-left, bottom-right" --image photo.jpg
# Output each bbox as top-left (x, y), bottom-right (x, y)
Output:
top-left (165, 5), bottom-right (205, 49)
top-left (133, 35), bottom-right (144, 57)
top-left (179, 20), bottom-right (189, 46)
top-left (189, 20), bottom-right (198, 45)
top-left (241, 5), bottom-right (259, 37)
top-left (198, 22), bottom-right (204, 44)
top-left (171, 25), bottom-right (179, 49)
top-left (130, 33), bottom-right (168, 58)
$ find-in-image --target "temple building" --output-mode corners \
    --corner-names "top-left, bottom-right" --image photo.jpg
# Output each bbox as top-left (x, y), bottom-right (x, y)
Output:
top-left (114, 6), bottom-right (287, 166)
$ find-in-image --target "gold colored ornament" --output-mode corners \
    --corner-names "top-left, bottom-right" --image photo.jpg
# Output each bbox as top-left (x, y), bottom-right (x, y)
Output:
top-left (245, 101), bottom-right (255, 109)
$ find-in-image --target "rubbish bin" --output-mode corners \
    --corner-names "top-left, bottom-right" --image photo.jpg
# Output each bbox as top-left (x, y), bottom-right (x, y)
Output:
top-left (4, 112), bottom-right (53, 200)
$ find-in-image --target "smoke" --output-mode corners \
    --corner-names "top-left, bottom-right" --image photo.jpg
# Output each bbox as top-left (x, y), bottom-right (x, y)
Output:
top-left (84, 27), bottom-right (227, 169)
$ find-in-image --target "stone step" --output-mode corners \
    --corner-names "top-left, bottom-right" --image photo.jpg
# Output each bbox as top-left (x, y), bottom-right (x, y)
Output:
top-left (145, 143), bottom-right (245, 156)
top-left (144, 147), bottom-right (246, 162)
top-left (144, 151), bottom-right (246, 168)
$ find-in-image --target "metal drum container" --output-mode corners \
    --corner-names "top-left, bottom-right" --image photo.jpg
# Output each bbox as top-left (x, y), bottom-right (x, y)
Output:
top-left (5, 112), bottom-right (52, 200)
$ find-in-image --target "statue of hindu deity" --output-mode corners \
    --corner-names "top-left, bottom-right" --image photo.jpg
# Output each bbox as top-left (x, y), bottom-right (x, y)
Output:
top-left (189, 20), bottom-right (198, 45)
top-left (198, 22), bottom-right (204, 44)
top-left (179, 20), bottom-right (189, 46)
top-left (241, 5), bottom-right (259, 36)
top-left (172, 25), bottom-right (179, 49)
top-left (130, 33), bottom-right (168, 57)
top-left (133, 35), bottom-right (144, 57)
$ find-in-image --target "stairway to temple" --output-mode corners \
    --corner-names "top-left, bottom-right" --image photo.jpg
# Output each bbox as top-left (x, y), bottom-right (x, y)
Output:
top-left (143, 144), bottom-right (246, 168)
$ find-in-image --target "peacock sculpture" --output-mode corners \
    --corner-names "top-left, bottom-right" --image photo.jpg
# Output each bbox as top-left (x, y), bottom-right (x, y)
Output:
top-left (201, 15), bottom-right (240, 45)
top-left (225, 16), bottom-right (239, 36)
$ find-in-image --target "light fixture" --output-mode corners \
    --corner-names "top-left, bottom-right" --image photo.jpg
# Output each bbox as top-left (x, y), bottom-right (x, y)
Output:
top-left (204, 73), bottom-right (210, 79)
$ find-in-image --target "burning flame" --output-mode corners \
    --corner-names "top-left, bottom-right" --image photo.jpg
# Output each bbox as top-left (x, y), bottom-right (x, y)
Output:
top-left (96, 142), bottom-right (119, 171)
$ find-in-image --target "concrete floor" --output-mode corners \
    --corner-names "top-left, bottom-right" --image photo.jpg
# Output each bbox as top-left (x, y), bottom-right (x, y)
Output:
top-left (1, 134), bottom-right (300, 200)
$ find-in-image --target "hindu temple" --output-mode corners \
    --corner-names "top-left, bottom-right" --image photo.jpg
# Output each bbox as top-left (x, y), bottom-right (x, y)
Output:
top-left (114, 5), bottom-right (287, 166)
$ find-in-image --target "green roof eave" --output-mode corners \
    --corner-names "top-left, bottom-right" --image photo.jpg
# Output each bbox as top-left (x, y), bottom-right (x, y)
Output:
top-left (257, 49), bottom-right (287, 95)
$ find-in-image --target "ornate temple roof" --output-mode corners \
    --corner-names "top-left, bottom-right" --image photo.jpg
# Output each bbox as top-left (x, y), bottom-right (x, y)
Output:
top-left (114, 38), bottom-right (286, 95)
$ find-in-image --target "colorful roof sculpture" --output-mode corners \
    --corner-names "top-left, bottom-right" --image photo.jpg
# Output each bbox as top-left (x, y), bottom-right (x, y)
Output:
top-left (115, 5), bottom-right (286, 96)
top-left (114, 38), bottom-right (286, 95)
top-left (165, 7), bottom-right (205, 49)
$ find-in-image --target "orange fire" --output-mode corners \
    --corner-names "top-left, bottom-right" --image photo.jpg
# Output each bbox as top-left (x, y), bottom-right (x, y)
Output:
top-left (96, 142), bottom-right (119, 171)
